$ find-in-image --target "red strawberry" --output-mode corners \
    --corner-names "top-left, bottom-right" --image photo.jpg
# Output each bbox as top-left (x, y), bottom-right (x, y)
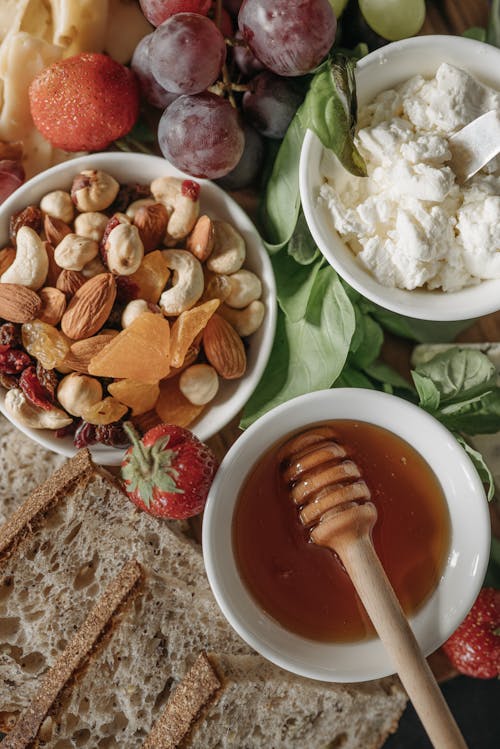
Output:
top-left (121, 422), bottom-right (218, 519)
top-left (29, 53), bottom-right (140, 152)
top-left (442, 587), bottom-right (500, 679)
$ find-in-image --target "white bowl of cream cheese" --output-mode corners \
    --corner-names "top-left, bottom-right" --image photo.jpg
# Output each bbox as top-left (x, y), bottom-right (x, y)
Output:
top-left (300, 35), bottom-right (500, 321)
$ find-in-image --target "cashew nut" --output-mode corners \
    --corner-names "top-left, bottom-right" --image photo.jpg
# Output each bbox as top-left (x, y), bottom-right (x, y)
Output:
top-left (54, 234), bottom-right (99, 271)
top-left (226, 269), bottom-right (262, 309)
top-left (0, 226), bottom-right (48, 290)
top-left (206, 221), bottom-right (246, 275)
top-left (74, 211), bottom-right (109, 242)
top-left (40, 190), bottom-right (74, 223)
top-left (219, 300), bottom-right (265, 337)
top-left (121, 299), bottom-right (149, 328)
top-left (151, 177), bottom-right (199, 243)
top-left (105, 223), bottom-right (144, 275)
top-left (71, 170), bottom-right (120, 212)
top-left (159, 249), bottom-right (204, 315)
top-left (179, 364), bottom-right (219, 405)
top-left (57, 373), bottom-right (103, 417)
top-left (4, 388), bottom-right (73, 429)
top-left (126, 198), bottom-right (156, 220)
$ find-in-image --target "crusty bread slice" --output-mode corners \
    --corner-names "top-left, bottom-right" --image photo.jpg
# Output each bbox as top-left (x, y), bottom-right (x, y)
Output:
top-left (0, 446), bottom-right (407, 748)
top-left (2, 559), bottom-right (143, 749)
top-left (142, 651), bottom-right (222, 749)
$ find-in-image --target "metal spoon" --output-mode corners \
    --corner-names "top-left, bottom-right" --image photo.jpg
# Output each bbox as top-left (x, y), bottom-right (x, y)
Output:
top-left (448, 109), bottom-right (500, 184)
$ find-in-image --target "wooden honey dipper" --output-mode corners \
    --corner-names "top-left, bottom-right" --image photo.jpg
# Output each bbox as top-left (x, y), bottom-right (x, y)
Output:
top-left (279, 425), bottom-right (468, 749)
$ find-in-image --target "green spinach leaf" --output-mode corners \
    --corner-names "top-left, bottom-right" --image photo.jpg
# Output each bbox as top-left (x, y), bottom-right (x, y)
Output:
top-left (487, 0), bottom-right (500, 46)
top-left (412, 371), bottom-right (441, 411)
top-left (455, 436), bottom-right (495, 501)
top-left (287, 211), bottom-right (321, 265)
top-left (413, 349), bottom-right (497, 404)
top-left (271, 252), bottom-right (323, 322)
top-left (241, 266), bottom-right (355, 427)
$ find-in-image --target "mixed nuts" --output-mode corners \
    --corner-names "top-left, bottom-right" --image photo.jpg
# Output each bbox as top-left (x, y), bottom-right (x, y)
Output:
top-left (0, 169), bottom-right (266, 448)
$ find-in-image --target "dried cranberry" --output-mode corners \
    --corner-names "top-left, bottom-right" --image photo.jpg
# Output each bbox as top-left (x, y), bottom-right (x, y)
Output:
top-left (0, 322), bottom-right (22, 348)
top-left (55, 419), bottom-right (79, 439)
top-left (36, 362), bottom-right (58, 400)
top-left (74, 420), bottom-right (98, 448)
top-left (108, 183), bottom-right (151, 214)
top-left (19, 365), bottom-right (54, 410)
top-left (95, 421), bottom-right (130, 447)
top-left (181, 180), bottom-right (200, 201)
top-left (115, 275), bottom-right (139, 305)
top-left (100, 215), bottom-right (122, 266)
top-left (0, 348), bottom-right (31, 374)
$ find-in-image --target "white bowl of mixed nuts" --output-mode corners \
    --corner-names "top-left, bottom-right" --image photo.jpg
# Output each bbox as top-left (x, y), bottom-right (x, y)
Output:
top-left (0, 152), bottom-right (276, 465)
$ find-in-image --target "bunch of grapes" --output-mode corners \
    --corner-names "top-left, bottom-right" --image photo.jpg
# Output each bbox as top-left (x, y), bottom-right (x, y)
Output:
top-left (133, 0), bottom-right (337, 184)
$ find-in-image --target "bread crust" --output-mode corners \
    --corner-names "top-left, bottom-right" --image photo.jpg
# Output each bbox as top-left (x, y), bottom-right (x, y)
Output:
top-left (142, 652), bottom-right (222, 749)
top-left (2, 559), bottom-right (143, 749)
top-left (0, 449), bottom-right (95, 567)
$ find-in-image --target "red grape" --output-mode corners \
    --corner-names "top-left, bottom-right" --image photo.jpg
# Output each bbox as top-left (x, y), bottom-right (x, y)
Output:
top-left (233, 31), bottom-right (265, 76)
top-left (243, 71), bottom-right (303, 138)
top-left (151, 13), bottom-right (226, 95)
top-left (238, 0), bottom-right (336, 76)
top-left (131, 34), bottom-right (178, 109)
top-left (158, 92), bottom-right (245, 179)
top-left (217, 124), bottom-right (264, 189)
top-left (139, 0), bottom-right (211, 26)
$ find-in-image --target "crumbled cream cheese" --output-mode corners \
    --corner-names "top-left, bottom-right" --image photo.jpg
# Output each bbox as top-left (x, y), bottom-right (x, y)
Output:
top-left (320, 63), bottom-right (500, 291)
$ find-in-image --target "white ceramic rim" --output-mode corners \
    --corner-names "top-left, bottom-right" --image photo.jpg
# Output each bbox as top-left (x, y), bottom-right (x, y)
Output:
top-left (0, 152), bottom-right (277, 465)
top-left (203, 388), bottom-right (490, 682)
top-left (300, 35), bottom-right (500, 321)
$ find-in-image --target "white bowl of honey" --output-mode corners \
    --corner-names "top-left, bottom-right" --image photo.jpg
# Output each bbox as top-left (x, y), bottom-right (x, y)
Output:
top-left (202, 388), bottom-right (490, 683)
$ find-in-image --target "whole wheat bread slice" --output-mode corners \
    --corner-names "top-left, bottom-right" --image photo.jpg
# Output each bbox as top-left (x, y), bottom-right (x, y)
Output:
top-left (0, 439), bottom-right (407, 748)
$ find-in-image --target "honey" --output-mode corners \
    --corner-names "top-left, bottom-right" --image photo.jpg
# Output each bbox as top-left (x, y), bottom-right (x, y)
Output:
top-left (232, 420), bottom-right (451, 643)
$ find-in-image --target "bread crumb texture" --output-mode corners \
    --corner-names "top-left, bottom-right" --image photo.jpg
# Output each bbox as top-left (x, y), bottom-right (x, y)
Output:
top-left (0, 416), bottom-right (407, 748)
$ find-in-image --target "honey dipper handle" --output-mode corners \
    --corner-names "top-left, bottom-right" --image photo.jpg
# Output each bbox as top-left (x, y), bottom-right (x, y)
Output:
top-left (340, 535), bottom-right (468, 749)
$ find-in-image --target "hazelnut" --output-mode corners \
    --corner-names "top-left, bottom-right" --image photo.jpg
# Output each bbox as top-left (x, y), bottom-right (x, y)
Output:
top-left (40, 190), bottom-right (74, 223)
top-left (105, 223), bottom-right (144, 275)
top-left (71, 170), bottom-right (119, 212)
top-left (179, 364), bottom-right (219, 405)
top-left (121, 299), bottom-right (149, 328)
top-left (125, 198), bottom-right (156, 220)
top-left (74, 211), bottom-right (109, 243)
top-left (57, 373), bottom-right (103, 417)
top-left (54, 234), bottom-right (99, 271)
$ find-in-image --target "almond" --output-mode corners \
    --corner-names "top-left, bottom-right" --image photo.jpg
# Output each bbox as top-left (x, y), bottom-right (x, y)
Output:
top-left (61, 273), bottom-right (116, 340)
top-left (133, 203), bottom-right (169, 252)
top-left (186, 215), bottom-right (215, 262)
top-left (44, 214), bottom-right (71, 246)
top-left (202, 313), bottom-right (246, 380)
top-left (56, 269), bottom-right (86, 297)
top-left (63, 332), bottom-right (118, 373)
top-left (38, 287), bottom-right (67, 325)
top-left (0, 247), bottom-right (15, 276)
top-left (44, 242), bottom-right (62, 287)
top-left (0, 283), bottom-right (41, 323)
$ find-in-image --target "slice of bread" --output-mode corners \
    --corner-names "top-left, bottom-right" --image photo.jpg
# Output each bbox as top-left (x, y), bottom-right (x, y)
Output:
top-left (0, 438), bottom-right (407, 748)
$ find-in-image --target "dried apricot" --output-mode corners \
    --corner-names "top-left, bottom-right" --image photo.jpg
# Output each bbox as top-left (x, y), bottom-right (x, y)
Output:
top-left (108, 379), bottom-right (160, 416)
top-left (155, 375), bottom-right (205, 428)
top-left (88, 312), bottom-right (170, 383)
top-left (80, 396), bottom-right (128, 425)
top-left (169, 299), bottom-right (219, 369)
top-left (22, 319), bottom-right (70, 369)
top-left (127, 250), bottom-right (170, 304)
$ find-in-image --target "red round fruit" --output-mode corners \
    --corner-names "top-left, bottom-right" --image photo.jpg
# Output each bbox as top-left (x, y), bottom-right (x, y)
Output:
top-left (29, 53), bottom-right (140, 152)
top-left (121, 422), bottom-right (218, 520)
top-left (443, 587), bottom-right (500, 679)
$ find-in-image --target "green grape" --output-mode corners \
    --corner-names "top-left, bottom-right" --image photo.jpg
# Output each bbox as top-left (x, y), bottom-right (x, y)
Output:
top-left (359, 0), bottom-right (425, 41)
top-left (329, 0), bottom-right (349, 16)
